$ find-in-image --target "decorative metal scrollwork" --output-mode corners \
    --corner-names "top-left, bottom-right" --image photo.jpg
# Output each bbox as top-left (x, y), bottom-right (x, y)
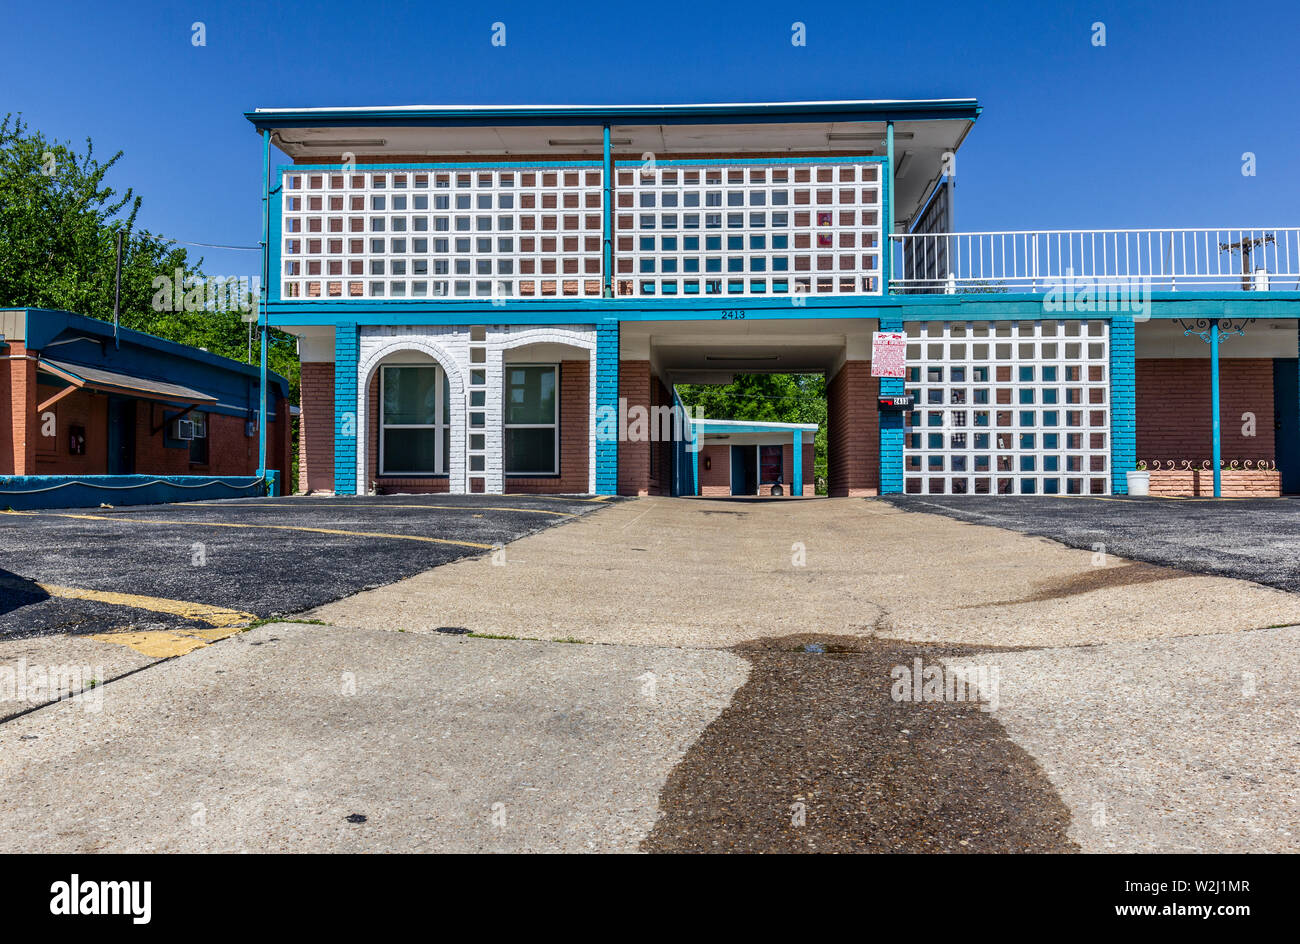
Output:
top-left (1140, 458), bottom-right (1275, 471)
top-left (1174, 318), bottom-right (1256, 343)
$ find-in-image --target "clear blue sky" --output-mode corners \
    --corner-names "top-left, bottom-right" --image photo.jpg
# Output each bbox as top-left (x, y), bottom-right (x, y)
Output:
top-left (4, 0), bottom-right (1297, 281)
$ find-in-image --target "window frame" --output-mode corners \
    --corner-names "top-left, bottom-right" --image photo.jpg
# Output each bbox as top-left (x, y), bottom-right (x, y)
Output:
top-left (379, 363), bottom-right (450, 476)
top-left (503, 362), bottom-right (559, 477)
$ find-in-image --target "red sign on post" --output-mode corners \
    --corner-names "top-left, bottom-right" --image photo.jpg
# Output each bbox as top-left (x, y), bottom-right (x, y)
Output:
top-left (870, 331), bottom-right (906, 379)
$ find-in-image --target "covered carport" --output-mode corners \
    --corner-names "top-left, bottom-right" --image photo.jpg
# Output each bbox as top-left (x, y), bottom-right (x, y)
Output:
top-left (617, 318), bottom-right (880, 496)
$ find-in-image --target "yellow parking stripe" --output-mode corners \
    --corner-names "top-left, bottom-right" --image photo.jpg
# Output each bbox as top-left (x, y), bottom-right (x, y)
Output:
top-left (189, 501), bottom-right (576, 517)
top-left (2, 510), bottom-right (494, 549)
top-left (34, 582), bottom-right (255, 628)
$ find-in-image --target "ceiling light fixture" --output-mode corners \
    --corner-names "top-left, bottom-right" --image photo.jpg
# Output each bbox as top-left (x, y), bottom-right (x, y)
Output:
top-left (705, 354), bottom-right (780, 362)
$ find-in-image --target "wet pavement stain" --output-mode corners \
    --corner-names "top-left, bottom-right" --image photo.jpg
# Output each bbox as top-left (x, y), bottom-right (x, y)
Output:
top-left (967, 561), bottom-right (1185, 608)
top-left (642, 634), bottom-right (1078, 854)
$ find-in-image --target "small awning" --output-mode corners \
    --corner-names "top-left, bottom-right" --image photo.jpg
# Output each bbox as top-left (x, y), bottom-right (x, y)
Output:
top-left (36, 357), bottom-right (219, 409)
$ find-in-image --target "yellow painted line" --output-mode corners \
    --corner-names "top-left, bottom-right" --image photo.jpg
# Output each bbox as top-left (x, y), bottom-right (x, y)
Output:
top-left (189, 501), bottom-right (576, 517)
top-left (88, 626), bottom-right (245, 658)
top-left (31, 582), bottom-right (255, 628)
top-left (89, 630), bottom-right (210, 658)
top-left (2, 510), bottom-right (494, 549)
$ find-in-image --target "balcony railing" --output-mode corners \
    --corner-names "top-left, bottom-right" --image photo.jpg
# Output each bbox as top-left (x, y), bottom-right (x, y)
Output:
top-left (890, 228), bottom-right (1300, 293)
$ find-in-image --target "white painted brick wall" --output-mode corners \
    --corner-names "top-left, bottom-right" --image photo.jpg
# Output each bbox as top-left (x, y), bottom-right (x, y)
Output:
top-left (356, 324), bottom-right (596, 495)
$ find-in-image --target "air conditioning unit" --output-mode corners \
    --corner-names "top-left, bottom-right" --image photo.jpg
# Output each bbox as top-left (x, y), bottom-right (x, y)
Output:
top-left (172, 418), bottom-right (194, 441)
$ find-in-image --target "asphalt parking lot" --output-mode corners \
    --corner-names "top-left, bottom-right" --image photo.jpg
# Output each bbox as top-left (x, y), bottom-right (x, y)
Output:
top-left (884, 495), bottom-right (1300, 593)
top-left (0, 494), bottom-right (610, 640)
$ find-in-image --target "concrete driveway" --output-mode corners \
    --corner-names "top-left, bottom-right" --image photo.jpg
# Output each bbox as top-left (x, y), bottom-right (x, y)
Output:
top-left (2, 496), bottom-right (1297, 852)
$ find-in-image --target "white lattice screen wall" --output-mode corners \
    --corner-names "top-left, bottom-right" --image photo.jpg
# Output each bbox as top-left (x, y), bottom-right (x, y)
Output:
top-left (902, 320), bottom-right (1112, 496)
top-left (281, 167), bottom-right (604, 300)
top-left (614, 161), bottom-right (883, 298)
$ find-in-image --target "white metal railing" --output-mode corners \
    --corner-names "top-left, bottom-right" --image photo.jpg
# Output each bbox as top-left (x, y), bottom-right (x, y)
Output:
top-left (890, 228), bottom-right (1300, 293)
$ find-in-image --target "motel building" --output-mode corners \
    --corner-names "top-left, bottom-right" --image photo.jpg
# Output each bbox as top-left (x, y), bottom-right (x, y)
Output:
top-left (244, 98), bottom-right (1300, 500)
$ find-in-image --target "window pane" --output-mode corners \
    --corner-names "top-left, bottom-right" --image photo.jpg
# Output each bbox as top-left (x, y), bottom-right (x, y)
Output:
top-left (383, 366), bottom-right (440, 425)
top-left (505, 427), bottom-right (555, 474)
top-left (504, 366), bottom-right (556, 424)
top-left (383, 428), bottom-right (439, 473)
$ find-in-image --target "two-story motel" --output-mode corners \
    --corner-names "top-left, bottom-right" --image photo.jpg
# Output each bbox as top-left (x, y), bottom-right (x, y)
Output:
top-left (244, 99), bottom-right (1300, 499)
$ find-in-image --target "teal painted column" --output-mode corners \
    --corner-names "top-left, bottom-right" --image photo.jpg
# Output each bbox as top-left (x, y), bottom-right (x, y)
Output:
top-left (878, 316), bottom-right (904, 493)
top-left (602, 125), bottom-right (613, 298)
top-left (692, 435), bottom-right (700, 496)
top-left (883, 121), bottom-right (894, 292)
top-left (1109, 314), bottom-right (1137, 494)
top-left (595, 320), bottom-right (619, 494)
top-left (792, 429), bottom-right (803, 496)
top-left (1211, 319), bottom-right (1222, 497)
top-left (258, 129), bottom-right (270, 476)
top-left (334, 323), bottom-right (359, 496)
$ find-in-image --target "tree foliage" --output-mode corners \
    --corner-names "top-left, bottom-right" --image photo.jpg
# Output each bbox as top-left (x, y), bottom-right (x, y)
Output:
top-left (0, 114), bottom-right (298, 398)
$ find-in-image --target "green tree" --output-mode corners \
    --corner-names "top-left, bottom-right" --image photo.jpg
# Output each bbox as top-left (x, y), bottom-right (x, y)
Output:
top-left (0, 114), bottom-right (298, 399)
top-left (676, 373), bottom-right (828, 493)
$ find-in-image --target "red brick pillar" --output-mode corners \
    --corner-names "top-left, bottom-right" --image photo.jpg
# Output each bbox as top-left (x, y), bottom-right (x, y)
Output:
top-left (827, 360), bottom-right (880, 496)
top-left (618, 360), bottom-right (650, 496)
top-left (2, 343), bottom-right (37, 475)
top-left (298, 361), bottom-right (335, 493)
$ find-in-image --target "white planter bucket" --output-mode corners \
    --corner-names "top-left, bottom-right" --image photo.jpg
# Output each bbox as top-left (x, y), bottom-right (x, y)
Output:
top-left (1126, 470), bottom-right (1150, 497)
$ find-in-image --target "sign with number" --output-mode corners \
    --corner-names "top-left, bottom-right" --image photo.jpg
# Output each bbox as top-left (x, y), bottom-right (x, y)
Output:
top-left (871, 331), bottom-right (906, 378)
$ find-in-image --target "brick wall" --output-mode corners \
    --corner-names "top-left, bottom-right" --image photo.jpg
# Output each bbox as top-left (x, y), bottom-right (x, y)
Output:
top-left (1149, 469), bottom-right (1280, 497)
top-left (33, 386), bottom-right (107, 473)
top-left (298, 361), bottom-right (335, 493)
top-left (618, 360), bottom-right (651, 496)
top-left (508, 359), bottom-right (590, 494)
top-left (699, 443), bottom-right (730, 495)
top-left (828, 360), bottom-right (880, 496)
top-left (27, 382), bottom-right (287, 478)
top-left (1136, 358), bottom-right (1275, 462)
top-left (649, 372), bottom-right (672, 495)
top-left (1, 343), bottom-right (36, 475)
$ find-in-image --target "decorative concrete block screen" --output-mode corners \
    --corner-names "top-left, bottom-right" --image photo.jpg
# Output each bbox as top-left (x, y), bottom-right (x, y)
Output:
top-left (614, 160), bottom-right (883, 298)
top-left (281, 166), bottom-right (604, 300)
top-left (903, 320), bottom-right (1112, 495)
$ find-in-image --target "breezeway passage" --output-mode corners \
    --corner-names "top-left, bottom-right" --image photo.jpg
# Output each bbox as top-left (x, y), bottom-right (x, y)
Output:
top-left (0, 495), bottom-right (610, 640)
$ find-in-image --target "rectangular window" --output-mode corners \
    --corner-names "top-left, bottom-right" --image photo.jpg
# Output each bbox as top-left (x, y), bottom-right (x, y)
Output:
top-left (504, 364), bottom-right (558, 475)
top-left (188, 412), bottom-right (209, 464)
top-left (380, 365), bottom-right (451, 475)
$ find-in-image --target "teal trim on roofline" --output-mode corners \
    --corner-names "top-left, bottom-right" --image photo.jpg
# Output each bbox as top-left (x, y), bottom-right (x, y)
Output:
top-left (263, 292), bottom-right (1300, 328)
top-left (245, 100), bottom-right (983, 131)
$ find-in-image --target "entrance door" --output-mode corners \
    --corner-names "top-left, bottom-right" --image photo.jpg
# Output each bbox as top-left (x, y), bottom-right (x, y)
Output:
top-left (730, 445), bottom-right (757, 495)
top-left (106, 398), bottom-right (136, 475)
top-left (1274, 359), bottom-right (1299, 494)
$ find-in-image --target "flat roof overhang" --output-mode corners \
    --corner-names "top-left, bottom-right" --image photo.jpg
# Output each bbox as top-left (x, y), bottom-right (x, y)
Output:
top-left (247, 99), bottom-right (980, 225)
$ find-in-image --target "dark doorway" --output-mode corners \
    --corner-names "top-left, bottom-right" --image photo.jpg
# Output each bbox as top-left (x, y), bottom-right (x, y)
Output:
top-left (730, 444), bottom-right (757, 495)
top-left (1274, 359), bottom-right (1298, 494)
top-left (107, 397), bottom-right (136, 475)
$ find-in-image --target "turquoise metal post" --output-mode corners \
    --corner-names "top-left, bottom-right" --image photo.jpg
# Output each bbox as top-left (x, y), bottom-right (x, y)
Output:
top-left (884, 121), bottom-right (894, 291)
top-left (602, 124), bottom-right (613, 298)
top-left (692, 433), bottom-right (700, 496)
top-left (258, 129), bottom-right (270, 478)
top-left (1211, 318), bottom-right (1222, 497)
top-left (792, 429), bottom-right (803, 496)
